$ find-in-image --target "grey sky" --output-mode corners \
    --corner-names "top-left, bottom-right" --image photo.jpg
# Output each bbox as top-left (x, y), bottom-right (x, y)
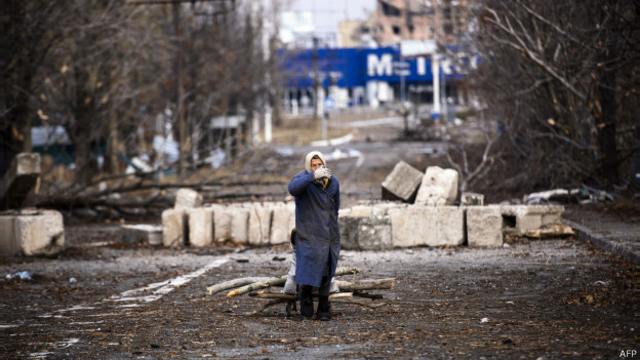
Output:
top-left (283, 0), bottom-right (376, 34)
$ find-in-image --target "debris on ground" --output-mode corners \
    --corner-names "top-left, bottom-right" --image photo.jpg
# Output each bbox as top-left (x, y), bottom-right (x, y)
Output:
top-left (206, 267), bottom-right (395, 316)
top-left (5, 271), bottom-right (33, 281)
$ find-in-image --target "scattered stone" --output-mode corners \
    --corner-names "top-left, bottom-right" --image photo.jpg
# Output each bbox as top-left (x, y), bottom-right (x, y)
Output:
top-left (174, 188), bottom-right (203, 210)
top-left (460, 192), bottom-right (485, 206)
top-left (466, 206), bottom-right (503, 247)
top-left (415, 166), bottom-right (459, 206)
top-left (0, 153), bottom-right (41, 210)
top-left (381, 161), bottom-right (424, 203)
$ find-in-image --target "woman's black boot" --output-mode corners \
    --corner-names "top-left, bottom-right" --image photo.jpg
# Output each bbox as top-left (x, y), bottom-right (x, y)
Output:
top-left (317, 296), bottom-right (331, 321)
top-left (299, 285), bottom-right (314, 319)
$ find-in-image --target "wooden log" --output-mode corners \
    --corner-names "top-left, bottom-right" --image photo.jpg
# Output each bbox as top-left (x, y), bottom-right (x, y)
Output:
top-left (335, 278), bottom-right (396, 291)
top-left (248, 291), bottom-right (353, 300)
top-left (207, 277), bottom-right (271, 295)
top-left (225, 267), bottom-right (359, 298)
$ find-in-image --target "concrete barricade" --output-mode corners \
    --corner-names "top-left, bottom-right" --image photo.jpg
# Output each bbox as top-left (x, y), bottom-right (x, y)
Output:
top-left (248, 204), bottom-right (273, 245)
top-left (415, 166), bottom-right (459, 206)
top-left (162, 208), bottom-right (187, 247)
top-left (381, 161), bottom-right (424, 203)
top-left (174, 188), bottom-right (203, 210)
top-left (0, 209), bottom-right (65, 256)
top-left (0, 153), bottom-right (41, 210)
top-left (187, 208), bottom-right (214, 247)
top-left (120, 224), bottom-right (162, 245)
top-left (466, 206), bottom-right (503, 247)
top-left (389, 206), bottom-right (464, 247)
top-left (270, 203), bottom-right (295, 245)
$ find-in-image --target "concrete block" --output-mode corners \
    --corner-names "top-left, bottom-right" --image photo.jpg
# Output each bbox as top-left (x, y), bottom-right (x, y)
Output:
top-left (460, 192), bottom-right (485, 206)
top-left (0, 209), bottom-right (65, 256)
top-left (339, 214), bottom-right (393, 250)
top-left (433, 206), bottom-right (465, 246)
top-left (415, 166), bottom-right (459, 206)
top-left (174, 188), bottom-right (203, 210)
top-left (466, 206), bottom-right (503, 247)
top-left (229, 207), bottom-right (250, 244)
top-left (211, 205), bottom-right (232, 243)
top-left (381, 161), bottom-right (424, 202)
top-left (0, 215), bottom-right (18, 255)
top-left (187, 208), bottom-right (214, 247)
top-left (500, 205), bottom-right (564, 234)
top-left (162, 208), bottom-right (187, 247)
top-left (0, 153), bottom-right (41, 210)
top-left (248, 204), bottom-right (273, 245)
top-left (270, 203), bottom-right (294, 245)
top-left (389, 206), bottom-right (464, 247)
top-left (119, 224), bottom-right (162, 245)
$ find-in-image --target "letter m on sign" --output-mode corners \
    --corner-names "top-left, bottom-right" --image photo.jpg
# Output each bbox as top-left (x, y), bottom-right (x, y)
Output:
top-left (367, 54), bottom-right (393, 76)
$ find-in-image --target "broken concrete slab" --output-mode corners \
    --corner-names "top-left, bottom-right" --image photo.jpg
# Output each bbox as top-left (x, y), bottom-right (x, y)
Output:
top-left (466, 206), bottom-right (503, 247)
top-left (500, 205), bottom-right (564, 234)
top-left (174, 188), bottom-right (203, 210)
top-left (381, 161), bottom-right (424, 203)
top-left (248, 204), bottom-right (273, 246)
top-left (389, 206), bottom-right (464, 247)
top-left (460, 192), bottom-right (485, 206)
top-left (415, 166), bottom-right (459, 206)
top-left (162, 208), bottom-right (187, 247)
top-left (0, 209), bottom-right (65, 256)
top-left (270, 203), bottom-right (294, 245)
top-left (119, 224), bottom-right (162, 245)
top-left (187, 208), bottom-right (214, 247)
top-left (0, 153), bottom-right (41, 210)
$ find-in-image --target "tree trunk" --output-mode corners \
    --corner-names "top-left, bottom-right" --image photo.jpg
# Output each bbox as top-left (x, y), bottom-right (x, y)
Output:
top-left (597, 29), bottom-right (619, 187)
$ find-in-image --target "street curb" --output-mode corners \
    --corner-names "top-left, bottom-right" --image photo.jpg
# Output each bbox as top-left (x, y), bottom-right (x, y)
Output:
top-left (564, 219), bottom-right (640, 265)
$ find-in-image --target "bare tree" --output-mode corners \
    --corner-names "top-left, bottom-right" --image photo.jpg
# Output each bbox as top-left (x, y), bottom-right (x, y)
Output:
top-left (473, 0), bottom-right (640, 190)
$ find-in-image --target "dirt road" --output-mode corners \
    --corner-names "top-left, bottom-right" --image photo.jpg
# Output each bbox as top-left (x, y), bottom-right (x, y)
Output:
top-left (1, 226), bottom-right (638, 359)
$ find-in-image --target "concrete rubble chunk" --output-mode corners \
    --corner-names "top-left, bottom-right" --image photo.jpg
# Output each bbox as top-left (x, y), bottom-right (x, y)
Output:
top-left (162, 208), bottom-right (187, 247)
top-left (270, 203), bottom-right (294, 245)
top-left (381, 161), bottom-right (424, 203)
top-left (248, 204), bottom-right (273, 245)
top-left (174, 188), bottom-right (203, 210)
top-left (389, 206), bottom-right (464, 247)
top-left (460, 192), bottom-right (485, 206)
top-left (466, 206), bottom-right (503, 247)
top-left (0, 153), bottom-right (41, 210)
top-left (415, 166), bottom-right (459, 206)
top-left (0, 209), bottom-right (65, 256)
top-left (119, 224), bottom-right (162, 245)
top-left (187, 208), bottom-right (214, 247)
top-left (500, 205), bottom-right (564, 234)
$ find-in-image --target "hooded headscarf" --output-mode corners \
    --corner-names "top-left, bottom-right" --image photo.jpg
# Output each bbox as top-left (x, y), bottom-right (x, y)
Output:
top-left (304, 151), bottom-right (326, 173)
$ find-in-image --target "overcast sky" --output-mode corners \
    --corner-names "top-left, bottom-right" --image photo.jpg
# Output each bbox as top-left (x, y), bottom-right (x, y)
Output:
top-left (282, 0), bottom-right (376, 34)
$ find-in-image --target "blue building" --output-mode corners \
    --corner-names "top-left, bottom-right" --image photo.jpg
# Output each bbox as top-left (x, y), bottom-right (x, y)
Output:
top-left (278, 46), bottom-right (471, 114)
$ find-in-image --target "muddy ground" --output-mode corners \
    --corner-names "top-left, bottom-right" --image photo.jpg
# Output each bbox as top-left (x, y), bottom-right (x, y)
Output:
top-left (1, 224), bottom-right (638, 359)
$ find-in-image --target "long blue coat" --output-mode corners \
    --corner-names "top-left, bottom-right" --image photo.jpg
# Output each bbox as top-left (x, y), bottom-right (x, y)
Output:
top-left (288, 170), bottom-right (340, 287)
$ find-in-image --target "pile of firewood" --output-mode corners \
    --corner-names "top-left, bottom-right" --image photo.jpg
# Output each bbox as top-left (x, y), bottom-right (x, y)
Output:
top-left (206, 267), bottom-right (396, 316)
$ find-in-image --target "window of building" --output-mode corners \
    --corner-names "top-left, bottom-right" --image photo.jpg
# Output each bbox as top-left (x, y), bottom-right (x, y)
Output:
top-left (381, 1), bottom-right (401, 17)
top-left (392, 25), bottom-right (401, 35)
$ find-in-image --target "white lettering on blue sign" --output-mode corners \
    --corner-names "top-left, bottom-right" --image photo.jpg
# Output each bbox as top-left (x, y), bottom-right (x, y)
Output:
top-left (367, 54), bottom-right (393, 76)
top-left (417, 57), bottom-right (426, 76)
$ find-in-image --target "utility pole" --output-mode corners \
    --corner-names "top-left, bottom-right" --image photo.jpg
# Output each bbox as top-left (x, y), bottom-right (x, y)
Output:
top-left (312, 36), bottom-right (320, 122)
